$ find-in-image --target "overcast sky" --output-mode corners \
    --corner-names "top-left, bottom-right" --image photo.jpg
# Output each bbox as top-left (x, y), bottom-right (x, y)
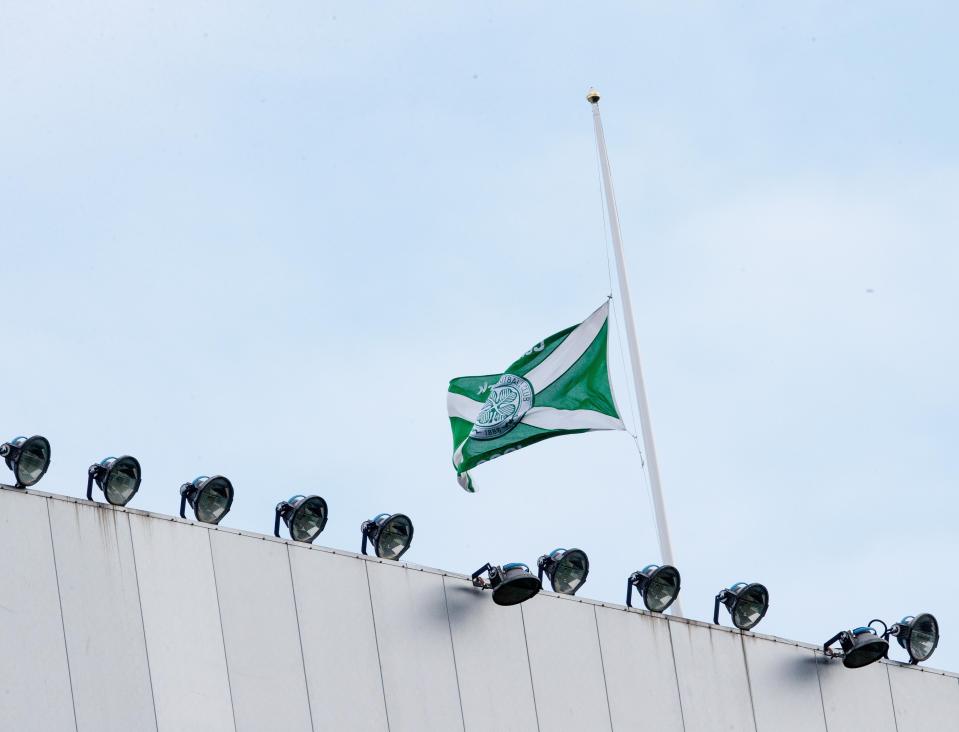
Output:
top-left (2, 2), bottom-right (957, 670)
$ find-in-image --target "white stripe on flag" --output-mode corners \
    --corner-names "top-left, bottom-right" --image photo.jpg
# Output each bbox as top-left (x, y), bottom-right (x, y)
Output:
top-left (453, 439), bottom-right (467, 468)
top-left (521, 406), bottom-right (624, 432)
top-left (523, 301), bottom-right (609, 393)
top-left (457, 471), bottom-right (475, 492)
top-left (447, 391), bottom-right (483, 422)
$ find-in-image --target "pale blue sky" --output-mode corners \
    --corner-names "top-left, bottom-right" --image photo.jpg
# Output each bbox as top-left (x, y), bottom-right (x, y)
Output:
top-left (2, 2), bottom-right (957, 669)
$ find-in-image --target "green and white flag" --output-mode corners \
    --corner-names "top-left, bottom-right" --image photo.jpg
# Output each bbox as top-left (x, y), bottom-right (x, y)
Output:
top-left (448, 301), bottom-right (624, 492)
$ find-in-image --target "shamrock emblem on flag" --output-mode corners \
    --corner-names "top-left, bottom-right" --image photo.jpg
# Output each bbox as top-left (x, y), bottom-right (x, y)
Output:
top-left (477, 384), bottom-right (520, 426)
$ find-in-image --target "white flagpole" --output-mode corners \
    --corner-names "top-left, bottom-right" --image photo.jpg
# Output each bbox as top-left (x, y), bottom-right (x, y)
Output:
top-left (587, 88), bottom-right (682, 616)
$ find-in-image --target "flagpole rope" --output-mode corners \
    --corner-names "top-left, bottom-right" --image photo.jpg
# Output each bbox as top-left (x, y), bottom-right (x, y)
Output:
top-left (594, 136), bottom-right (616, 301)
top-left (594, 142), bottom-right (642, 443)
top-left (633, 436), bottom-right (661, 551)
top-left (607, 297), bottom-right (641, 441)
top-left (614, 293), bottom-right (660, 542)
top-left (630, 429), bottom-right (645, 467)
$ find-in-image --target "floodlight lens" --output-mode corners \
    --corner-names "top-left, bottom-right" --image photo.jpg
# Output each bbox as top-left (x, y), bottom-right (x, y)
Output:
top-left (905, 614), bottom-right (939, 663)
top-left (493, 578), bottom-right (540, 606)
top-left (375, 514), bottom-right (413, 560)
top-left (492, 565), bottom-right (541, 606)
top-left (103, 456), bottom-right (141, 506)
top-left (15, 436), bottom-right (51, 486)
top-left (844, 629), bottom-right (888, 668)
top-left (290, 497), bottom-right (327, 543)
top-left (732, 584), bottom-right (769, 630)
top-left (195, 477), bottom-right (233, 524)
top-left (550, 549), bottom-right (589, 594)
top-left (644, 566), bottom-right (681, 612)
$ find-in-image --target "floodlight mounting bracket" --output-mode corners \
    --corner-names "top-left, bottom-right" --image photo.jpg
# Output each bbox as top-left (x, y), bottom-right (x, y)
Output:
top-left (713, 591), bottom-right (730, 626)
top-left (273, 506), bottom-right (284, 538)
top-left (178, 483), bottom-right (195, 519)
top-left (625, 572), bottom-right (643, 608)
top-left (1, 442), bottom-right (26, 489)
top-left (1, 442), bottom-right (21, 488)
top-left (822, 630), bottom-right (848, 657)
top-left (882, 620), bottom-right (911, 663)
top-left (471, 563), bottom-right (493, 589)
top-left (360, 520), bottom-right (374, 556)
top-left (536, 555), bottom-right (551, 583)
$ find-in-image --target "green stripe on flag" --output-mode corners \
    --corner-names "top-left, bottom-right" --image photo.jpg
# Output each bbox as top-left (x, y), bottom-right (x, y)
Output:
top-left (448, 374), bottom-right (501, 401)
top-left (534, 321), bottom-right (619, 417)
top-left (449, 416), bottom-right (473, 451)
top-left (456, 423), bottom-right (590, 471)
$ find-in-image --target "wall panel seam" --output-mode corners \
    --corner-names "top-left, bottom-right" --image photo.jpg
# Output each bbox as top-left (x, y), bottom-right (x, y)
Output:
top-left (45, 497), bottom-right (80, 732)
top-left (207, 530), bottom-right (239, 732)
top-left (363, 561), bottom-right (392, 732)
top-left (591, 606), bottom-right (615, 732)
top-left (665, 621), bottom-right (688, 732)
top-left (285, 546), bottom-right (316, 732)
top-left (518, 603), bottom-right (543, 732)
top-left (813, 653), bottom-right (830, 732)
top-left (884, 665), bottom-right (901, 732)
top-left (125, 512), bottom-right (161, 732)
top-left (738, 634), bottom-right (760, 732)
top-left (440, 576), bottom-right (468, 732)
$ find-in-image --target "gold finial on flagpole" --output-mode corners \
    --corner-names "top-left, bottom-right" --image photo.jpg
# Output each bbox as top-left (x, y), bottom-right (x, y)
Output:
top-left (586, 87), bottom-right (601, 104)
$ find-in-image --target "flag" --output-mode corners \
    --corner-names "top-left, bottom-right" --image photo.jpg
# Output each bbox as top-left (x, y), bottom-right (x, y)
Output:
top-left (447, 301), bottom-right (624, 491)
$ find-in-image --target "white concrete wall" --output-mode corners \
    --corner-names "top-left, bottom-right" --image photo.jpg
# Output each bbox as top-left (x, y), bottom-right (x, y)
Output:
top-left (1, 486), bottom-right (956, 732)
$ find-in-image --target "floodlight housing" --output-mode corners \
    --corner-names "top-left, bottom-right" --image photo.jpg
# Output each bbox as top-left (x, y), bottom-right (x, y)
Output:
top-left (361, 513), bottom-right (414, 560)
top-left (888, 613), bottom-right (939, 665)
top-left (714, 582), bottom-right (769, 630)
top-left (87, 455), bottom-right (141, 506)
top-left (274, 494), bottom-right (328, 543)
top-left (824, 622), bottom-right (890, 669)
top-left (179, 475), bottom-right (234, 525)
top-left (627, 564), bottom-right (681, 613)
top-left (537, 548), bottom-right (589, 595)
top-left (1, 435), bottom-right (51, 488)
top-left (472, 562), bottom-right (542, 606)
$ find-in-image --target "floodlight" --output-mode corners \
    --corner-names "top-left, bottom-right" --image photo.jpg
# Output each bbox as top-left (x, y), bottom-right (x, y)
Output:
top-left (179, 476), bottom-right (234, 525)
top-left (472, 562), bottom-right (541, 606)
top-left (361, 513), bottom-right (413, 560)
top-left (1, 435), bottom-right (51, 488)
top-left (888, 613), bottom-right (939, 665)
top-left (626, 564), bottom-right (681, 612)
top-left (537, 548), bottom-right (589, 595)
top-left (714, 582), bottom-right (769, 630)
top-left (274, 494), bottom-right (328, 543)
top-left (86, 455), bottom-right (141, 506)
top-left (824, 621), bottom-right (889, 668)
